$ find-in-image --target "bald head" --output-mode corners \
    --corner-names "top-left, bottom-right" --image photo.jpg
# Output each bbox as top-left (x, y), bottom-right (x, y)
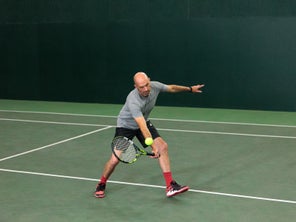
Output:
top-left (134, 72), bottom-right (149, 84)
top-left (133, 72), bottom-right (151, 97)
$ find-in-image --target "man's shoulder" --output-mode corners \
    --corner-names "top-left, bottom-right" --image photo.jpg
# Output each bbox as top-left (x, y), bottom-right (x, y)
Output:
top-left (151, 81), bottom-right (168, 91)
top-left (126, 88), bottom-right (140, 102)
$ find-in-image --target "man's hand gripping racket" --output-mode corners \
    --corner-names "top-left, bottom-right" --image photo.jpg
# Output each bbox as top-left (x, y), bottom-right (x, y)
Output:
top-left (111, 136), bottom-right (157, 164)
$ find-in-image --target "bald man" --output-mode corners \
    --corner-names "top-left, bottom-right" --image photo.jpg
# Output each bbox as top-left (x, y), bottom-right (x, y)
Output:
top-left (95, 72), bottom-right (204, 198)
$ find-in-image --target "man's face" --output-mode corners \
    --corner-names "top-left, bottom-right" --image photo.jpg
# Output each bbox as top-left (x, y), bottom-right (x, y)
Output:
top-left (135, 78), bottom-right (151, 97)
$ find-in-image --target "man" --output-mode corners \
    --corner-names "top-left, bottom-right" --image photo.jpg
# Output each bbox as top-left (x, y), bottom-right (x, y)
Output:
top-left (95, 72), bottom-right (204, 198)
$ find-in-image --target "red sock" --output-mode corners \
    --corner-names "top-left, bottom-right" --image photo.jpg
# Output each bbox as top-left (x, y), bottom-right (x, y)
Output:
top-left (163, 172), bottom-right (173, 187)
top-left (99, 176), bottom-right (107, 184)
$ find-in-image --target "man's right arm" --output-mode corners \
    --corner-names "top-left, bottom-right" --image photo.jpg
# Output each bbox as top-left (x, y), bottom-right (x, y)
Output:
top-left (134, 116), bottom-right (152, 139)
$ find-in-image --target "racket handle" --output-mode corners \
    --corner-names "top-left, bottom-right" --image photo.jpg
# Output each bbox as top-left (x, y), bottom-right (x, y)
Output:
top-left (147, 152), bottom-right (155, 156)
top-left (147, 153), bottom-right (160, 158)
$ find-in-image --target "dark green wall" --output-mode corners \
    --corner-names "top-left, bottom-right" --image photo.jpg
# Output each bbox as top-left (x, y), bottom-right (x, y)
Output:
top-left (1, 0), bottom-right (296, 111)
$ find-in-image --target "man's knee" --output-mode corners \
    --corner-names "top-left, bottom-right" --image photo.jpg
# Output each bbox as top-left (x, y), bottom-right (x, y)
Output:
top-left (154, 137), bottom-right (168, 152)
top-left (109, 154), bottom-right (120, 166)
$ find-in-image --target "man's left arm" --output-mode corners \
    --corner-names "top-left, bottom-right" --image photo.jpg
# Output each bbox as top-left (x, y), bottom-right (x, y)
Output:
top-left (166, 84), bottom-right (205, 93)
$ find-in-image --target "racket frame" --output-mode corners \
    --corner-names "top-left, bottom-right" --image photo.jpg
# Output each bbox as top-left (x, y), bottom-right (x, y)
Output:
top-left (111, 136), bottom-right (154, 164)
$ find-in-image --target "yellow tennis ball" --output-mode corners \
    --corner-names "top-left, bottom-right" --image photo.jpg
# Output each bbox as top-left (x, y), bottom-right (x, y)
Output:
top-left (145, 137), bottom-right (153, 146)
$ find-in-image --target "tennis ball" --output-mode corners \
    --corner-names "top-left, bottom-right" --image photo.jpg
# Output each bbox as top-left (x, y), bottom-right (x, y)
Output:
top-left (145, 137), bottom-right (153, 146)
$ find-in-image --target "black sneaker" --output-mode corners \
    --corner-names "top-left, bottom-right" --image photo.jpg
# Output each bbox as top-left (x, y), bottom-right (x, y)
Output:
top-left (166, 181), bottom-right (189, 197)
top-left (94, 183), bottom-right (106, 198)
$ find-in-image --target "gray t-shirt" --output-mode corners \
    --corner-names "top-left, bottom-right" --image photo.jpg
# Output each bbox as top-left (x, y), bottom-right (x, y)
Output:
top-left (117, 81), bottom-right (168, 129)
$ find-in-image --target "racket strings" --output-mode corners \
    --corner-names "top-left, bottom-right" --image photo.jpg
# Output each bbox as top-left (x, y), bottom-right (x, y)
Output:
top-left (112, 137), bottom-right (137, 163)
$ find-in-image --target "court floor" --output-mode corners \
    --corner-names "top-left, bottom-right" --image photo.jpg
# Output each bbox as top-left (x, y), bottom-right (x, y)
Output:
top-left (0, 99), bottom-right (296, 222)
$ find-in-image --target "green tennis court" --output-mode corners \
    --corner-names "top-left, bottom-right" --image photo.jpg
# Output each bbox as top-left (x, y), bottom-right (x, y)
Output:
top-left (0, 99), bottom-right (296, 222)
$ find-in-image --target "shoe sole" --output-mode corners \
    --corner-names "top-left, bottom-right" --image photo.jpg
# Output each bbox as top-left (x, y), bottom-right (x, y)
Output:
top-left (94, 192), bottom-right (105, 198)
top-left (166, 186), bottom-right (189, 197)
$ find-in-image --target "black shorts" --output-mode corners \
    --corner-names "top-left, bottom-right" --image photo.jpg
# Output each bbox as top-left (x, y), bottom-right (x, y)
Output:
top-left (114, 120), bottom-right (160, 147)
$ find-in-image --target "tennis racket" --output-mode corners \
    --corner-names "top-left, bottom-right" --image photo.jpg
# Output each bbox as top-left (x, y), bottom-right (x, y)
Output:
top-left (111, 136), bottom-right (155, 164)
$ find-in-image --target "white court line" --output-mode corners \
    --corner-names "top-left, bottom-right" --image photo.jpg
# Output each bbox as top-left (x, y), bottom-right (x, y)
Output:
top-left (0, 118), bottom-right (110, 127)
top-left (158, 128), bottom-right (296, 139)
top-left (0, 168), bottom-right (295, 205)
top-left (0, 126), bottom-right (112, 162)
top-left (1, 109), bottom-right (296, 128)
top-left (1, 117), bottom-right (296, 139)
top-left (0, 110), bottom-right (117, 118)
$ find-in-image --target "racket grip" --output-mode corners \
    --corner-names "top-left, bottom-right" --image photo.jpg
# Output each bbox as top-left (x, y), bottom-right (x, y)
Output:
top-left (148, 152), bottom-right (160, 158)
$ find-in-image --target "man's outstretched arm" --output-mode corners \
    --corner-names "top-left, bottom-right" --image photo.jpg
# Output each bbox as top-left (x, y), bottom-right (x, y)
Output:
top-left (166, 84), bottom-right (205, 93)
